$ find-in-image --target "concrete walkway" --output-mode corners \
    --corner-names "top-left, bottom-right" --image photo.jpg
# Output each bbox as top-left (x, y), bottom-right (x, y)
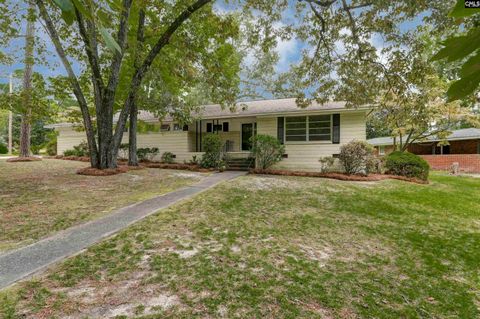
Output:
top-left (0, 171), bottom-right (246, 290)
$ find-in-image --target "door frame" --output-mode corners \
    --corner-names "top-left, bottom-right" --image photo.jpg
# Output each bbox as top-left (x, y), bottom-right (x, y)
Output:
top-left (241, 122), bottom-right (256, 151)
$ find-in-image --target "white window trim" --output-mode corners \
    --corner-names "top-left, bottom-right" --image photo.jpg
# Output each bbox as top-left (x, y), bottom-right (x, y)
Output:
top-left (284, 115), bottom-right (333, 144)
top-left (379, 145), bottom-right (386, 155)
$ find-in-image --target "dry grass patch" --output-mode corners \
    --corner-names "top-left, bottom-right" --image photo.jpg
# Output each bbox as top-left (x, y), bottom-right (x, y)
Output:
top-left (1, 173), bottom-right (479, 318)
top-left (0, 159), bottom-right (207, 252)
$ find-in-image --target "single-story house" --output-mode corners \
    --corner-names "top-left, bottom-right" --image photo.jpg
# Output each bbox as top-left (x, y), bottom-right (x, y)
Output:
top-left (47, 98), bottom-right (369, 171)
top-left (368, 128), bottom-right (480, 173)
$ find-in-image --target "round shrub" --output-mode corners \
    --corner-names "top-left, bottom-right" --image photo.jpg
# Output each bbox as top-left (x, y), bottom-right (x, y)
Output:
top-left (161, 151), bottom-right (175, 164)
top-left (338, 140), bottom-right (374, 175)
top-left (385, 151), bottom-right (430, 180)
top-left (200, 134), bottom-right (223, 168)
top-left (0, 142), bottom-right (7, 154)
top-left (250, 134), bottom-right (285, 169)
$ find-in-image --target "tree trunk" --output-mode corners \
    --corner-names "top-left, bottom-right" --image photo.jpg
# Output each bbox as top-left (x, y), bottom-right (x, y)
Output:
top-left (128, 102), bottom-right (138, 166)
top-left (128, 9), bottom-right (145, 167)
top-left (19, 2), bottom-right (35, 158)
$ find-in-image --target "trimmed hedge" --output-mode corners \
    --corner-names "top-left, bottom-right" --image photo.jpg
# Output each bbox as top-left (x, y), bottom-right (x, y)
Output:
top-left (385, 151), bottom-right (430, 181)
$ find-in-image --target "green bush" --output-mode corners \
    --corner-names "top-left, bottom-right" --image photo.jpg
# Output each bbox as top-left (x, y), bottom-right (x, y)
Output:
top-left (385, 151), bottom-right (430, 180)
top-left (0, 143), bottom-right (7, 154)
top-left (63, 141), bottom-right (89, 157)
top-left (338, 140), bottom-right (374, 175)
top-left (137, 147), bottom-right (159, 161)
top-left (200, 134), bottom-right (224, 168)
top-left (45, 138), bottom-right (57, 156)
top-left (250, 134), bottom-right (285, 169)
top-left (161, 151), bottom-right (175, 164)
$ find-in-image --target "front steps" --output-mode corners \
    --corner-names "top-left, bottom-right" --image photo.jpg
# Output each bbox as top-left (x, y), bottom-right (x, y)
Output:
top-left (226, 157), bottom-right (255, 171)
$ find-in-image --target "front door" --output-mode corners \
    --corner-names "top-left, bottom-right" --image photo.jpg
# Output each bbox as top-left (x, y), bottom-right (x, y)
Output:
top-left (241, 123), bottom-right (254, 151)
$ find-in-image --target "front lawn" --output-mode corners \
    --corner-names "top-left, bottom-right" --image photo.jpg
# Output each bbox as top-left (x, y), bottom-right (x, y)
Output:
top-left (1, 173), bottom-right (479, 318)
top-left (0, 159), bottom-right (207, 252)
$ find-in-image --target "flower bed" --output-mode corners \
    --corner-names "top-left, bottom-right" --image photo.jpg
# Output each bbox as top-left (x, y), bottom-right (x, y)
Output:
top-left (250, 168), bottom-right (428, 184)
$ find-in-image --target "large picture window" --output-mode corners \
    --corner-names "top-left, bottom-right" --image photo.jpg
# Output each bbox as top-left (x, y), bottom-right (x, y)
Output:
top-left (285, 115), bottom-right (331, 142)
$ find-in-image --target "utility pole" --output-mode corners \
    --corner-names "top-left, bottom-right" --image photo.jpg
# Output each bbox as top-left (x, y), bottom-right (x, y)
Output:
top-left (8, 73), bottom-right (13, 155)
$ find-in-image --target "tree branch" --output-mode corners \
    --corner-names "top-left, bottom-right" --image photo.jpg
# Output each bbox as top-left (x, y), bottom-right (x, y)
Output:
top-left (111, 0), bottom-right (213, 151)
top-left (103, 0), bottom-right (133, 110)
top-left (75, 7), bottom-right (104, 107)
top-left (36, 0), bottom-right (98, 166)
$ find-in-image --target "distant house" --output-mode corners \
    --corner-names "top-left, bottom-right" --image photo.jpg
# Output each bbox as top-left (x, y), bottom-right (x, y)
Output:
top-left (47, 98), bottom-right (369, 171)
top-left (368, 128), bottom-right (480, 173)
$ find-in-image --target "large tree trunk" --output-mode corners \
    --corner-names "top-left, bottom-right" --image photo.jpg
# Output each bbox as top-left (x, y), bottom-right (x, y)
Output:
top-left (128, 9), bottom-right (145, 167)
top-left (19, 2), bottom-right (35, 158)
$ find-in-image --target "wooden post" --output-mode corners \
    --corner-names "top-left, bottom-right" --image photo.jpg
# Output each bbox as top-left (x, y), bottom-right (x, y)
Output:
top-left (8, 74), bottom-right (13, 155)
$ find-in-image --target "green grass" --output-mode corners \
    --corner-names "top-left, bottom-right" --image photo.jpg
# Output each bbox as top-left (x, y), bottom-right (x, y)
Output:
top-left (0, 159), bottom-right (206, 252)
top-left (1, 173), bottom-right (479, 318)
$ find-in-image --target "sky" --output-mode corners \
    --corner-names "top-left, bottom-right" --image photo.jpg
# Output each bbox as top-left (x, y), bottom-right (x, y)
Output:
top-left (0, 1), bottom-right (428, 91)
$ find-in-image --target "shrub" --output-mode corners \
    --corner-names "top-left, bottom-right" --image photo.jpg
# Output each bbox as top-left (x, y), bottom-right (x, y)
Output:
top-left (137, 147), bottom-right (159, 161)
top-left (200, 134), bottom-right (223, 168)
top-left (366, 156), bottom-right (384, 174)
top-left (385, 151), bottom-right (430, 180)
top-left (45, 138), bottom-right (57, 156)
top-left (63, 141), bottom-right (89, 157)
top-left (161, 151), bottom-right (175, 164)
top-left (338, 140), bottom-right (374, 175)
top-left (318, 156), bottom-right (336, 173)
top-left (0, 143), bottom-right (7, 154)
top-left (189, 155), bottom-right (199, 165)
top-left (250, 134), bottom-right (285, 169)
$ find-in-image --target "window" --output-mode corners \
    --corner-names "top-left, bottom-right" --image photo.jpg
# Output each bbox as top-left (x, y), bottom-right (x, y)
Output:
top-left (285, 116), bottom-right (307, 141)
top-left (379, 145), bottom-right (386, 155)
top-left (308, 115), bottom-right (331, 141)
top-left (173, 123), bottom-right (182, 131)
top-left (160, 124), bottom-right (170, 131)
top-left (285, 115), bottom-right (331, 142)
top-left (213, 124), bottom-right (223, 132)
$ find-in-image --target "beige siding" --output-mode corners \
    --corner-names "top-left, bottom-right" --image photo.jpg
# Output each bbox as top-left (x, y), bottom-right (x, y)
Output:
top-left (257, 117), bottom-right (277, 136)
top-left (57, 127), bottom-right (87, 154)
top-left (55, 111), bottom-right (366, 170)
top-left (257, 112), bottom-right (366, 171)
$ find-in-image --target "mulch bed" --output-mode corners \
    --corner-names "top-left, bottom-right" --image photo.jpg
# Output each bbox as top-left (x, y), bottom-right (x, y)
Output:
top-left (250, 168), bottom-right (428, 184)
top-left (6, 157), bottom-right (42, 163)
top-left (76, 166), bottom-right (130, 176)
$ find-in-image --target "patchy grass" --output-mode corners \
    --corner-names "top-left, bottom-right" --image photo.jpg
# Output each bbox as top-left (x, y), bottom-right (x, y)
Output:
top-left (1, 173), bottom-right (479, 318)
top-left (0, 159), bottom-right (207, 252)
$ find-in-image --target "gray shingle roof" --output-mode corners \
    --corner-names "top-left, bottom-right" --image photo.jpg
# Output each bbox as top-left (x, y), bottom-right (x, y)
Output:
top-left (46, 98), bottom-right (369, 128)
top-left (367, 128), bottom-right (480, 146)
top-left (137, 98), bottom-right (367, 122)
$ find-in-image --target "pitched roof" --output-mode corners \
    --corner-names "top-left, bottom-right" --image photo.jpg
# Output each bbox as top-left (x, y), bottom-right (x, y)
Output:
top-left (137, 98), bottom-right (367, 122)
top-left (367, 128), bottom-right (480, 146)
top-left (47, 98), bottom-right (370, 128)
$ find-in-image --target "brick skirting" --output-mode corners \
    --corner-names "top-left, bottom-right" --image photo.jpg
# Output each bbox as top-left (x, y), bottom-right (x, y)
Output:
top-left (420, 154), bottom-right (480, 173)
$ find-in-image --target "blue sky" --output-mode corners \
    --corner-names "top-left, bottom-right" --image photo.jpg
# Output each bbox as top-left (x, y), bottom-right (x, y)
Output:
top-left (0, 1), bottom-right (427, 89)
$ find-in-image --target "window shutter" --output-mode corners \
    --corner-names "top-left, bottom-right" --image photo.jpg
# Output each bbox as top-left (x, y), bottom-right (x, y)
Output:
top-left (223, 122), bottom-right (229, 132)
top-left (332, 114), bottom-right (340, 144)
top-left (277, 117), bottom-right (284, 144)
top-left (206, 123), bottom-right (212, 133)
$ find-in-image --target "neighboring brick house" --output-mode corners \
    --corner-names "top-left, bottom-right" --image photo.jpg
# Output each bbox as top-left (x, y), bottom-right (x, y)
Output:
top-left (367, 128), bottom-right (480, 173)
